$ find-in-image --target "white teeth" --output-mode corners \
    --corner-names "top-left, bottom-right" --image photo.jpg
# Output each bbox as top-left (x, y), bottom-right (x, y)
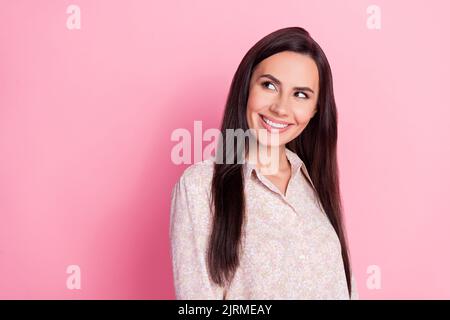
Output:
top-left (262, 116), bottom-right (289, 128)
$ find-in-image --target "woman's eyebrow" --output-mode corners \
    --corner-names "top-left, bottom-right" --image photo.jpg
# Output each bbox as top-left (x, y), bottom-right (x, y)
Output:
top-left (259, 73), bottom-right (315, 94)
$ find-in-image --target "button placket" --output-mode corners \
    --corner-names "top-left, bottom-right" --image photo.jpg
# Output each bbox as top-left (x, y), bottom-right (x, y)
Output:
top-left (284, 166), bottom-right (302, 214)
top-left (254, 171), bottom-right (297, 213)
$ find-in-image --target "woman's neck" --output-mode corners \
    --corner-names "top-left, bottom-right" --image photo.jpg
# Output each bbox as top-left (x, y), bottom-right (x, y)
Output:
top-left (245, 143), bottom-right (290, 175)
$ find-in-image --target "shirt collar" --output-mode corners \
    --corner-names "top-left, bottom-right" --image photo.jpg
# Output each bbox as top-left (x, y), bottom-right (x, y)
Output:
top-left (243, 147), bottom-right (305, 181)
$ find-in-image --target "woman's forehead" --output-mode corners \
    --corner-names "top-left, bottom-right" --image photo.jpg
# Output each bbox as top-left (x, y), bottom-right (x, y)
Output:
top-left (252, 51), bottom-right (319, 90)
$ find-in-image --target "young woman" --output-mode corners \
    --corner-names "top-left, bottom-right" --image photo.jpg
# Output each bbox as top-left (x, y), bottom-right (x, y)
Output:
top-left (170, 27), bottom-right (358, 299)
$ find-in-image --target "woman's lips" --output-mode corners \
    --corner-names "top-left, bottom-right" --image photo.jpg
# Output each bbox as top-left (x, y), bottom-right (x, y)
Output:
top-left (258, 114), bottom-right (292, 133)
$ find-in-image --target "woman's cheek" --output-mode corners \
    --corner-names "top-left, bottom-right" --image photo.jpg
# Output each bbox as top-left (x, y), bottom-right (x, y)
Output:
top-left (298, 104), bottom-right (317, 120)
top-left (248, 95), bottom-right (265, 113)
top-left (255, 93), bottom-right (274, 111)
top-left (291, 109), bottom-right (308, 124)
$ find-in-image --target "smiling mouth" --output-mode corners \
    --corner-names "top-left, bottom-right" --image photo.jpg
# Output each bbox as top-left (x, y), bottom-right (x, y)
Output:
top-left (259, 114), bottom-right (292, 129)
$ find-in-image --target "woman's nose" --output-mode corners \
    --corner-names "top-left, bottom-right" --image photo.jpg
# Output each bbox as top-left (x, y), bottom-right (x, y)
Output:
top-left (269, 96), bottom-right (290, 116)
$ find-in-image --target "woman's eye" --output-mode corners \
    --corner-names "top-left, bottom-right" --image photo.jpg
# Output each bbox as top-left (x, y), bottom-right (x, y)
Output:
top-left (295, 91), bottom-right (308, 99)
top-left (261, 81), bottom-right (308, 99)
top-left (262, 81), bottom-right (276, 91)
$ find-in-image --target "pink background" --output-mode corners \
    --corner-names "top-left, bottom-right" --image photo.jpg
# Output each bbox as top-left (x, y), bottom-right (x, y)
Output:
top-left (1, 0), bottom-right (449, 299)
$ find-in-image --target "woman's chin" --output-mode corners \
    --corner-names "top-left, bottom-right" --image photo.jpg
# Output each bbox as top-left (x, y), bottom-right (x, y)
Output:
top-left (254, 139), bottom-right (284, 148)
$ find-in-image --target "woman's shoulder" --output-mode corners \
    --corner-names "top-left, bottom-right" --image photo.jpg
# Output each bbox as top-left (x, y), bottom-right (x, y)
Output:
top-left (178, 156), bottom-right (215, 185)
top-left (171, 157), bottom-right (216, 218)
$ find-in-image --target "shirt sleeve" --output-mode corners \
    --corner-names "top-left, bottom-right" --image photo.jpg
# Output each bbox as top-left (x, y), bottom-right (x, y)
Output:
top-left (169, 173), bottom-right (225, 300)
top-left (350, 274), bottom-right (359, 300)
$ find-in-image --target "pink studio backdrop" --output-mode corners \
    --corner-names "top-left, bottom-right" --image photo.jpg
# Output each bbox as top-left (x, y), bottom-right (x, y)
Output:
top-left (1, 0), bottom-right (449, 299)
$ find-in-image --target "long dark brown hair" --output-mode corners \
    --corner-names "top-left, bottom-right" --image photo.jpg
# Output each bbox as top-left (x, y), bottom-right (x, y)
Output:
top-left (207, 26), bottom-right (353, 296)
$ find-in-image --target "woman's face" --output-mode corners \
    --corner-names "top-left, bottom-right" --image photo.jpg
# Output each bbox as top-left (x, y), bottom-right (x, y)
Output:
top-left (246, 51), bottom-right (320, 147)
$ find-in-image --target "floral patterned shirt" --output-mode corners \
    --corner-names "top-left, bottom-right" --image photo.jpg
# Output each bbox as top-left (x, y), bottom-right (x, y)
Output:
top-left (170, 148), bottom-right (358, 299)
